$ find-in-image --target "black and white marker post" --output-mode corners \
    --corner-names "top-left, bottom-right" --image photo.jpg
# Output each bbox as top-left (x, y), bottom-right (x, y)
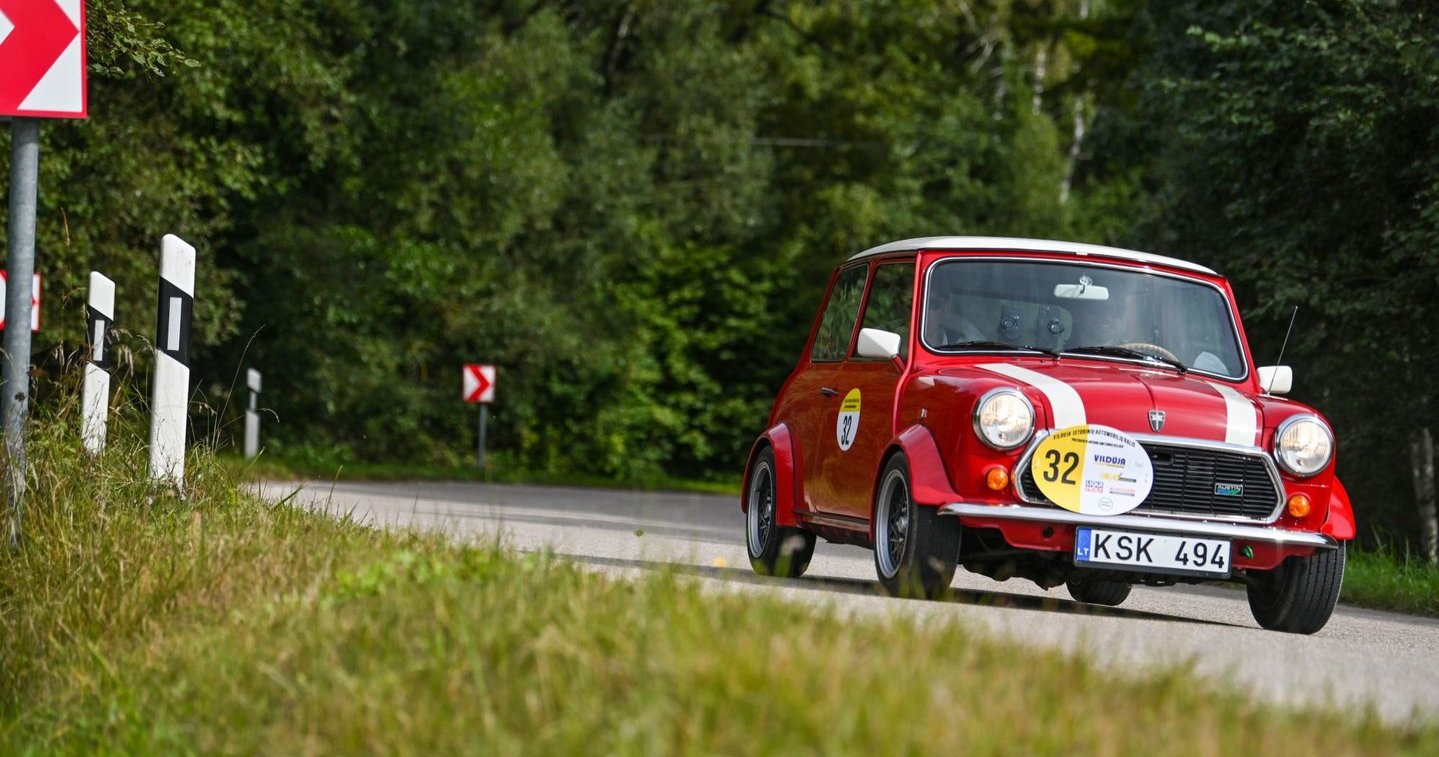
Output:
top-left (244, 368), bottom-right (261, 460)
top-left (149, 235), bottom-right (195, 488)
top-left (82, 272), bottom-right (116, 455)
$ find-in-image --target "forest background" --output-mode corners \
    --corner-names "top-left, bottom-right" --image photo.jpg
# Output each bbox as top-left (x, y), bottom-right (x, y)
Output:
top-left (2, 0), bottom-right (1435, 549)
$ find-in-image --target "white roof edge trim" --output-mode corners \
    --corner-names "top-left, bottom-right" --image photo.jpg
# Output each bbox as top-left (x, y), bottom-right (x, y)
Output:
top-left (848, 236), bottom-right (1217, 275)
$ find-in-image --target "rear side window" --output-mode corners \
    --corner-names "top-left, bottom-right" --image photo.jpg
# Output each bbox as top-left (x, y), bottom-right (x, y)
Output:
top-left (857, 262), bottom-right (915, 358)
top-left (810, 264), bottom-right (868, 362)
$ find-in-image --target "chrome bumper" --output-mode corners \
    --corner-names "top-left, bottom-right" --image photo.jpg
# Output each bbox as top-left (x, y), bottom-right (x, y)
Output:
top-left (939, 503), bottom-right (1337, 549)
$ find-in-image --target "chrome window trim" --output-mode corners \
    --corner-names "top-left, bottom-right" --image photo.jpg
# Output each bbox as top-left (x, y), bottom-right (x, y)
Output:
top-left (918, 256), bottom-right (1250, 383)
top-left (1011, 430), bottom-right (1286, 524)
top-left (1273, 413), bottom-right (1335, 478)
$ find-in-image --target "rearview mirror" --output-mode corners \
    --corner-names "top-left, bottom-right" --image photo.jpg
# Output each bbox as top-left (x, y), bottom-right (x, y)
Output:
top-left (856, 328), bottom-right (901, 360)
top-left (1258, 365), bottom-right (1293, 395)
top-left (1054, 276), bottom-right (1109, 301)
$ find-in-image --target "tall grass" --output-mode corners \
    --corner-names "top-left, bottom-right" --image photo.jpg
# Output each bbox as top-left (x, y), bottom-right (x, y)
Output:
top-left (1344, 547), bottom-right (1439, 617)
top-left (2, 383), bottom-right (1437, 754)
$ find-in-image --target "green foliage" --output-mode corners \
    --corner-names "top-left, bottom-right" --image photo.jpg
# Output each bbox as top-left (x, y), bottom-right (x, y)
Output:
top-left (1128, 0), bottom-right (1439, 540)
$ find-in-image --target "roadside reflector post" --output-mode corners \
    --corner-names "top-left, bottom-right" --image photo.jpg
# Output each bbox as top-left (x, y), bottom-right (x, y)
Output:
top-left (82, 272), bottom-right (116, 455)
top-left (462, 364), bottom-right (496, 470)
top-left (148, 235), bottom-right (195, 489)
top-left (3, 118), bottom-right (40, 549)
top-left (244, 368), bottom-right (261, 460)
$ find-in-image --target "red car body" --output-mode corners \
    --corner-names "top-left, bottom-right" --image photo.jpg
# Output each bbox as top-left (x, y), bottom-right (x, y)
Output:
top-left (742, 237), bottom-right (1352, 633)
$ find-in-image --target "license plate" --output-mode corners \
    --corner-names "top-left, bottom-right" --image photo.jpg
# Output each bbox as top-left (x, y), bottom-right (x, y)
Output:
top-left (1074, 527), bottom-right (1231, 578)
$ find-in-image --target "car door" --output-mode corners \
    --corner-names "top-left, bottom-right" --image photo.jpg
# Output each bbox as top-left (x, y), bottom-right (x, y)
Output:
top-left (794, 262), bottom-right (870, 514)
top-left (825, 260), bottom-right (916, 520)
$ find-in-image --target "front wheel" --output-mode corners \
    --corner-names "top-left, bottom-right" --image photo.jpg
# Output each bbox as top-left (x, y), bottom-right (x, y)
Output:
top-left (873, 453), bottom-right (959, 598)
top-left (1246, 543), bottom-right (1346, 634)
top-left (746, 448), bottom-right (816, 578)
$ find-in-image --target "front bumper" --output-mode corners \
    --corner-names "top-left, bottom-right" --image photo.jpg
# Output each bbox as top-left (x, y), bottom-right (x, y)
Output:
top-left (939, 503), bottom-right (1337, 549)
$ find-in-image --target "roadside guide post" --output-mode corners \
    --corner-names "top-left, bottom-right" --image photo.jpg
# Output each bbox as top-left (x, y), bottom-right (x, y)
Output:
top-left (81, 272), bottom-right (115, 455)
top-left (148, 235), bottom-right (195, 489)
top-left (244, 368), bottom-right (261, 460)
top-left (1, 0), bottom-right (90, 545)
top-left (463, 364), bottom-right (496, 469)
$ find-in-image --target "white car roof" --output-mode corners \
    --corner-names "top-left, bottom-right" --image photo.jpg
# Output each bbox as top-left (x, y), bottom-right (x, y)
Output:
top-left (849, 236), bottom-right (1217, 275)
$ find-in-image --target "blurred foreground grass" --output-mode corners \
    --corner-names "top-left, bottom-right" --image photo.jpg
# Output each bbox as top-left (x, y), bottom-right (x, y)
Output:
top-left (3, 414), bottom-right (1437, 754)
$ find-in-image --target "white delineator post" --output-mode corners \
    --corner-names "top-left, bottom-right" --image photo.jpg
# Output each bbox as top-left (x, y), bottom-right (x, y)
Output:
top-left (244, 368), bottom-right (261, 460)
top-left (148, 235), bottom-right (195, 486)
top-left (82, 272), bottom-right (116, 455)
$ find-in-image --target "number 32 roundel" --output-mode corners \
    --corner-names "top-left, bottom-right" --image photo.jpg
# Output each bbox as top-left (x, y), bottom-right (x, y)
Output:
top-left (1030, 425), bottom-right (1153, 516)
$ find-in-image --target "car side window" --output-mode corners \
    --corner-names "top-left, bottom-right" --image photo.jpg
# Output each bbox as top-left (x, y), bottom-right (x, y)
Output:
top-left (856, 262), bottom-right (915, 359)
top-left (810, 264), bottom-right (868, 362)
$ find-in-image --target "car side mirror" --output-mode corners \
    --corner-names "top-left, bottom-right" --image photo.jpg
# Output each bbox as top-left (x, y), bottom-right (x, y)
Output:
top-left (1258, 365), bottom-right (1293, 395)
top-left (856, 327), bottom-right (902, 365)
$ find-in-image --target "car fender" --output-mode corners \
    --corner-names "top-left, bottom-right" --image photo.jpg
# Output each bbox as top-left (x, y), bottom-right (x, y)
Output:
top-left (1321, 476), bottom-right (1356, 541)
top-left (742, 425), bottom-right (802, 528)
top-left (890, 424), bottom-right (963, 508)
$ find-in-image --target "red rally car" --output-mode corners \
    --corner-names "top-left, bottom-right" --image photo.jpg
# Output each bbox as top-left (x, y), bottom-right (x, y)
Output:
top-left (742, 237), bottom-right (1353, 634)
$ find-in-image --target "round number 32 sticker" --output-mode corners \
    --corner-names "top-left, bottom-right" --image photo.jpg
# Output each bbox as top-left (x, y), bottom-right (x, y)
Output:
top-left (1030, 425), bottom-right (1153, 515)
top-left (836, 389), bottom-right (861, 451)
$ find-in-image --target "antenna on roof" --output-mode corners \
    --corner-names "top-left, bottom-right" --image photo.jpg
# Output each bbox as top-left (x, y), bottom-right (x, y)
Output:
top-left (1266, 306), bottom-right (1299, 394)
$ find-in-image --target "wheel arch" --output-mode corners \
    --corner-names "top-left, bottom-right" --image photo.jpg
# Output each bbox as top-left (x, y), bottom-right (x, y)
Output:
top-left (878, 424), bottom-right (963, 509)
top-left (742, 425), bottom-right (802, 528)
top-left (1321, 476), bottom-right (1356, 541)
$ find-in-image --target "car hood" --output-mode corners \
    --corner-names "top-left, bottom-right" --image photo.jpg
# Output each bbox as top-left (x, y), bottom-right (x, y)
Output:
top-left (941, 360), bottom-right (1261, 446)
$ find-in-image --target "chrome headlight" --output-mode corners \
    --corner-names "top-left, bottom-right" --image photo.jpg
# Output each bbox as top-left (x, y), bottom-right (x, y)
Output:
top-left (973, 389), bottom-right (1035, 450)
top-left (1274, 415), bottom-right (1334, 477)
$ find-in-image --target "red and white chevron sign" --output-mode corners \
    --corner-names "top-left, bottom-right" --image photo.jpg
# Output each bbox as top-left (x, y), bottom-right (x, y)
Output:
top-left (463, 364), bottom-right (495, 404)
top-left (0, 0), bottom-right (87, 118)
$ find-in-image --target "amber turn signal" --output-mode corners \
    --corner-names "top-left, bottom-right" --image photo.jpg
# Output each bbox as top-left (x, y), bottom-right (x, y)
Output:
top-left (985, 466), bottom-right (1011, 491)
top-left (1286, 493), bottom-right (1312, 518)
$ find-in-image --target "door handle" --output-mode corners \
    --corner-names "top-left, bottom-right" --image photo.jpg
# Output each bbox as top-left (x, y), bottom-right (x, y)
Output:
top-left (820, 387), bottom-right (840, 398)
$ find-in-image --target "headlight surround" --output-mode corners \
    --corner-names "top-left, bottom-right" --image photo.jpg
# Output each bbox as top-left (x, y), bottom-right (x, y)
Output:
top-left (973, 389), bottom-right (1035, 451)
top-left (1274, 415), bottom-right (1334, 477)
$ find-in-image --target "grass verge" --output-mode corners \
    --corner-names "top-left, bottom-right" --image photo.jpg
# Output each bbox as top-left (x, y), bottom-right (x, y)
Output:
top-left (4, 417), bottom-right (1437, 753)
top-left (1342, 548), bottom-right (1439, 618)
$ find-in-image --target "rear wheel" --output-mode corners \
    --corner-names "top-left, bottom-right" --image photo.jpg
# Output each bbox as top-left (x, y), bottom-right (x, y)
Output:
top-left (873, 453), bottom-right (959, 598)
top-left (1246, 543), bottom-right (1346, 634)
top-left (1065, 577), bottom-right (1132, 606)
top-left (745, 448), bottom-right (816, 577)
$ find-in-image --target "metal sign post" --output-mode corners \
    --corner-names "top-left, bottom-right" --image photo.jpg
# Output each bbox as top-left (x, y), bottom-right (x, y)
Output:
top-left (1, 0), bottom-right (87, 545)
top-left (462, 364), bottom-right (496, 470)
top-left (3, 119), bottom-right (40, 548)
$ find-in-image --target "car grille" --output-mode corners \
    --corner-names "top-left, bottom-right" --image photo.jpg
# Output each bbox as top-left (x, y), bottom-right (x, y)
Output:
top-left (1018, 442), bottom-right (1281, 521)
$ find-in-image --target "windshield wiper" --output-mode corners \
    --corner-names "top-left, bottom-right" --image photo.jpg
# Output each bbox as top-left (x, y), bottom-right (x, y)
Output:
top-left (1064, 345), bottom-right (1188, 373)
top-left (938, 340), bottom-right (1060, 358)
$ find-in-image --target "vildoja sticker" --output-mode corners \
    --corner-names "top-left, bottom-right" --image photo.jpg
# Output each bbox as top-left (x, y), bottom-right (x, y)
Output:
top-left (1029, 424), bottom-right (1153, 515)
top-left (836, 389), bottom-right (861, 451)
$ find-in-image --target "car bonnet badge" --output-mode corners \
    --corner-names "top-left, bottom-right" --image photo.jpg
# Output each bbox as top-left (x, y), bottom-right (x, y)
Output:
top-left (1148, 409), bottom-right (1166, 432)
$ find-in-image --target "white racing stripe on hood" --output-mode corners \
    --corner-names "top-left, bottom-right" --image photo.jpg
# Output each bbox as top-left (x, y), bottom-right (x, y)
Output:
top-left (980, 363), bottom-right (1086, 428)
top-left (1207, 381), bottom-right (1260, 447)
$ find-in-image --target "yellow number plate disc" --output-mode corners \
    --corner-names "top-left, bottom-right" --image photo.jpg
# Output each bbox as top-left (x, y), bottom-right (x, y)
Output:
top-left (1029, 425), bottom-right (1154, 515)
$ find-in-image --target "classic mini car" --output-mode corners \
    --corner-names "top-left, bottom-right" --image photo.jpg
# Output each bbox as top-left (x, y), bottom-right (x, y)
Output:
top-left (742, 237), bottom-right (1353, 634)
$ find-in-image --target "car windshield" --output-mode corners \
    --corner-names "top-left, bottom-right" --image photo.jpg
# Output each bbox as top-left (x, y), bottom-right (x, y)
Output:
top-left (922, 258), bottom-right (1246, 379)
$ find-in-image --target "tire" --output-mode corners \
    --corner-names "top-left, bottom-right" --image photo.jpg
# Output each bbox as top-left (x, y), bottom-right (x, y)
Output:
top-left (1065, 577), bottom-right (1132, 606)
top-left (745, 448), bottom-right (816, 578)
top-left (873, 453), bottom-right (959, 598)
top-left (1246, 543), bottom-right (1346, 634)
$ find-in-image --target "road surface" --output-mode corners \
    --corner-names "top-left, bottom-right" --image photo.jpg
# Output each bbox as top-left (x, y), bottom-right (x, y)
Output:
top-left (260, 479), bottom-right (1439, 726)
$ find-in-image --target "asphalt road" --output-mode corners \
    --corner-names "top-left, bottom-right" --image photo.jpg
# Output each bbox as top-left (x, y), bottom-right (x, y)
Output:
top-left (260, 479), bottom-right (1439, 726)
